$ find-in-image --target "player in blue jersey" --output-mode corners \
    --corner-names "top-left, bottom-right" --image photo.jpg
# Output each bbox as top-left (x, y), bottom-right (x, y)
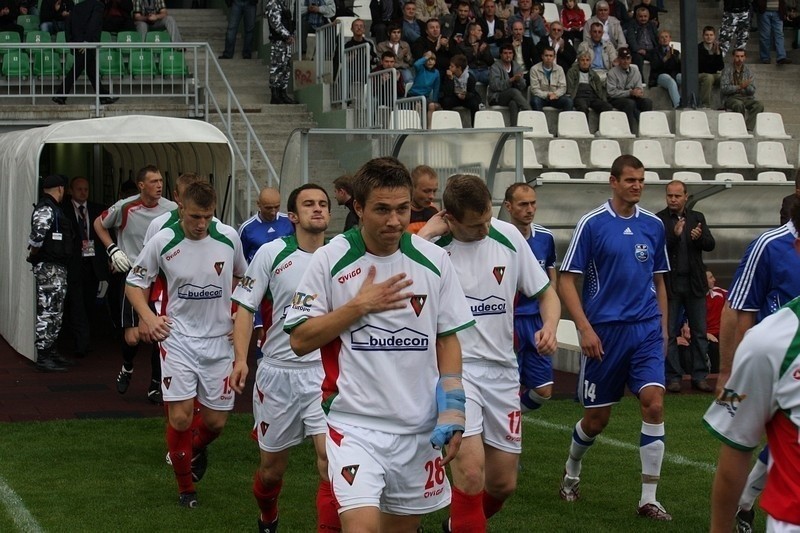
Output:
top-left (504, 182), bottom-right (558, 412)
top-left (558, 155), bottom-right (672, 521)
top-left (238, 187), bottom-right (295, 262)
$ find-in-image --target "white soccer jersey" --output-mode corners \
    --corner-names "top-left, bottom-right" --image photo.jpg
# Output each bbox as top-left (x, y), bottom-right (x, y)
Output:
top-left (144, 209), bottom-right (180, 245)
top-left (99, 195), bottom-right (178, 262)
top-left (703, 297), bottom-right (800, 525)
top-left (284, 230), bottom-right (475, 434)
top-left (437, 218), bottom-right (551, 367)
top-left (232, 235), bottom-right (320, 365)
top-left (126, 220), bottom-right (247, 338)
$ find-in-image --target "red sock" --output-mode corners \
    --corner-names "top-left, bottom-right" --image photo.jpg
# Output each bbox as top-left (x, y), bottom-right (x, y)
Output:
top-left (192, 421), bottom-right (220, 454)
top-left (166, 425), bottom-right (194, 494)
top-left (316, 480), bottom-right (341, 532)
top-left (253, 472), bottom-right (282, 524)
top-left (482, 491), bottom-right (504, 520)
top-left (450, 486), bottom-right (486, 532)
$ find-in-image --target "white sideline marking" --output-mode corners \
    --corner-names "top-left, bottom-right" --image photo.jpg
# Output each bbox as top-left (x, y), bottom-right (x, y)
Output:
top-left (0, 476), bottom-right (44, 533)
top-left (524, 416), bottom-right (716, 474)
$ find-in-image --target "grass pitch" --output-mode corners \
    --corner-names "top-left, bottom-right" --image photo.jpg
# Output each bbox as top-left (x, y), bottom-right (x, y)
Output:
top-left (0, 394), bottom-right (762, 532)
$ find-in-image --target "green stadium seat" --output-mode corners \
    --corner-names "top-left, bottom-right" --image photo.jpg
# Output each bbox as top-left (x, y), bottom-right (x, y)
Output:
top-left (159, 50), bottom-right (187, 76)
top-left (100, 31), bottom-right (113, 43)
top-left (145, 30), bottom-right (171, 51)
top-left (2, 50), bottom-right (31, 77)
top-left (98, 48), bottom-right (125, 76)
top-left (128, 49), bottom-right (157, 76)
top-left (16, 15), bottom-right (40, 35)
top-left (116, 31), bottom-right (142, 56)
top-left (32, 49), bottom-right (62, 77)
top-left (26, 30), bottom-right (52, 43)
top-left (0, 31), bottom-right (21, 57)
top-left (54, 31), bottom-right (69, 54)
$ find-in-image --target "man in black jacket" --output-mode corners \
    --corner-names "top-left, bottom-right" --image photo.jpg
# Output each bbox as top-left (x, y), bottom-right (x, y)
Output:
top-left (656, 180), bottom-right (716, 393)
top-left (697, 26), bottom-right (724, 108)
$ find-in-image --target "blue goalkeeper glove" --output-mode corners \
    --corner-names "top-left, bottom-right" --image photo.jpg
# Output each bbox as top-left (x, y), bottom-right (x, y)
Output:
top-left (430, 374), bottom-right (466, 449)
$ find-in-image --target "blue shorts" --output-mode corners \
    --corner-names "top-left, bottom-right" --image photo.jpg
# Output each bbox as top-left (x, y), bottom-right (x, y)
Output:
top-left (514, 314), bottom-right (553, 389)
top-left (578, 317), bottom-right (665, 408)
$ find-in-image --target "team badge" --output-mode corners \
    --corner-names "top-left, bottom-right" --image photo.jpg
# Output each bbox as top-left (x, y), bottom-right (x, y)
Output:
top-left (214, 261), bottom-right (225, 275)
top-left (793, 368), bottom-right (800, 380)
top-left (260, 422), bottom-right (269, 436)
top-left (634, 244), bottom-right (649, 262)
top-left (341, 465), bottom-right (359, 485)
top-left (410, 295), bottom-right (427, 317)
top-left (256, 384), bottom-right (265, 403)
top-left (492, 266), bottom-right (506, 284)
top-left (163, 376), bottom-right (172, 389)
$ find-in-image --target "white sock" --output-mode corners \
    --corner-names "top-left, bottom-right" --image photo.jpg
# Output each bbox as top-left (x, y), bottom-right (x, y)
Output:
top-left (639, 421), bottom-right (665, 506)
top-left (738, 448), bottom-right (769, 511)
top-left (566, 420), bottom-right (595, 477)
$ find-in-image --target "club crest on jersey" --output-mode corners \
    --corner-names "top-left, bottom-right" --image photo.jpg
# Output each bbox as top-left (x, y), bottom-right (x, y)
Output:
top-left (634, 244), bottom-right (649, 262)
top-left (793, 367), bottom-right (800, 380)
top-left (162, 376), bottom-right (172, 389)
top-left (714, 388), bottom-right (748, 418)
top-left (214, 261), bottom-right (224, 275)
top-left (492, 266), bottom-right (506, 284)
top-left (351, 325), bottom-right (429, 351)
top-left (341, 465), bottom-right (359, 485)
top-left (410, 295), bottom-right (427, 317)
top-left (260, 421), bottom-right (269, 436)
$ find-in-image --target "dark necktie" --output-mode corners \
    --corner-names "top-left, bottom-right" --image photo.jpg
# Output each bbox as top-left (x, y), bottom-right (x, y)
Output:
top-left (78, 204), bottom-right (88, 240)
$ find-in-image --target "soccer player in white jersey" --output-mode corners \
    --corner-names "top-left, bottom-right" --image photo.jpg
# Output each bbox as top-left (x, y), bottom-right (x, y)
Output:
top-left (503, 182), bottom-right (559, 412)
top-left (558, 155), bottom-right (672, 521)
top-left (229, 184), bottom-right (340, 533)
top-left (418, 175), bottom-right (560, 531)
top-left (125, 182), bottom-right (247, 508)
top-left (94, 165), bottom-right (178, 403)
top-left (284, 157), bottom-right (475, 533)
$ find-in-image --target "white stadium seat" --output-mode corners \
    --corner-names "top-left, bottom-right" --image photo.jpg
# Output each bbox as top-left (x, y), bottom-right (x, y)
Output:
top-left (756, 171), bottom-right (788, 182)
top-left (473, 110), bottom-right (506, 128)
top-left (589, 139), bottom-right (621, 168)
top-left (632, 139), bottom-right (669, 168)
top-left (715, 172), bottom-right (745, 182)
top-left (539, 171), bottom-right (572, 180)
top-left (674, 140), bottom-right (712, 168)
top-left (502, 139), bottom-right (543, 169)
top-left (584, 171), bottom-right (610, 180)
top-left (716, 141), bottom-right (754, 168)
top-left (518, 110), bottom-right (553, 138)
top-left (678, 111), bottom-right (714, 139)
top-left (557, 111), bottom-right (593, 138)
top-left (756, 141), bottom-right (793, 168)
top-left (638, 111), bottom-right (674, 138)
top-left (430, 110), bottom-right (463, 129)
top-left (673, 171), bottom-right (703, 182)
top-left (755, 112), bottom-right (791, 139)
top-left (597, 111), bottom-right (635, 138)
top-left (717, 113), bottom-right (753, 139)
top-left (548, 139), bottom-right (586, 168)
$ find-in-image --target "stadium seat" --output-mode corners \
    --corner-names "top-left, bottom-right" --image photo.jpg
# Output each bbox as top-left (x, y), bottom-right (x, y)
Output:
top-left (589, 139), bottom-right (621, 168)
top-left (430, 110), bottom-right (463, 129)
top-left (145, 30), bottom-right (172, 51)
top-left (337, 17), bottom-right (359, 38)
top-left (2, 50), bottom-right (30, 78)
top-left (16, 15), bottom-right (39, 35)
top-left (129, 49), bottom-right (158, 76)
top-left (644, 170), bottom-right (661, 181)
top-left (101, 31), bottom-right (113, 43)
top-left (502, 139), bottom-right (543, 169)
top-left (0, 31), bottom-right (21, 57)
top-left (672, 171), bottom-right (703, 182)
top-left (577, 3), bottom-right (592, 20)
top-left (714, 172), bottom-right (745, 182)
top-left (548, 139), bottom-right (586, 168)
top-left (557, 319), bottom-right (580, 351)
top-left (517, 110), bottom-right (553, 138)
top-left (539, 171), bottom-right (571, 180)
top-left (678, 111), bottom-right (714, 139)
top-left (669, 41), bottom-right (681, 53)
top-left (25, 30), bottom-right (51, 43)
top-left (159, 50), bottom-right (188, 76)
top-left (754, 112), bottom-right (791, 139)
top-left (557, 111), bottom-right (593, 138)
top-left (716, 141), bottom-right (754, 168)
top-left (352, 2), bottom-right (371, 20)
top-left (98, 48), bottom-right (125, 76)
top-left (542, 2), bottom-right (559, 22)
top-left (117, 31), bottom-right (142, 56)
top-left (756, 141), bottom-right (793, 168)
top-left (674, 140), bottom-right (712, 168)
top-left (638, 111), bottom-right (674, 138)
top-left (597, 111), bottom-right (635, 138)
top-left (717, 112), bottom-right (753, 139)
top-left (584, 171), bottom-right (609, 180)
top-left (756, 171), bottom-right (787, 182)
top-left (473, 110), bottom-right (506, 128)
top-left (32, 49), bottom-right (62, 77)
top-left (632, 139), bottom-right (669, 168)
top-left (54, 31), bottom-right (69, 55)
top-left (389, 109), bottom-right (422, 130)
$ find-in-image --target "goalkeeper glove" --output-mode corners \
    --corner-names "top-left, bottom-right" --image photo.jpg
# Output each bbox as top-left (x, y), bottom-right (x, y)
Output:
top-left (107, 243), bottom-right (132, 273)
top-left (430, 373), bottom-right (466, 449)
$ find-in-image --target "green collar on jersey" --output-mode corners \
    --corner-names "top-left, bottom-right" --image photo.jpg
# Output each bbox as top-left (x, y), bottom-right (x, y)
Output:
top-left (330, 228), bottom-right (440, 277)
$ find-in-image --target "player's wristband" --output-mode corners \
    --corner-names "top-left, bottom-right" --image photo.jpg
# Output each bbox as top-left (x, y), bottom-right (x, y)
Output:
top-left (430, 374), bottom-right (465, 449)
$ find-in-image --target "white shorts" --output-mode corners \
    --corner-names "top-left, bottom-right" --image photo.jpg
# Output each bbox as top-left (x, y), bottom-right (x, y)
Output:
top-left (326, 421), bottom-right (451, 516)
top-left (767, 516), bottom-right (800, 533)
top-left (463, 362), bottom-right (522, 453)
top-left (160, 332), bottom-right (235, 411)
top-left (253, 361), bottom-right (326, 452)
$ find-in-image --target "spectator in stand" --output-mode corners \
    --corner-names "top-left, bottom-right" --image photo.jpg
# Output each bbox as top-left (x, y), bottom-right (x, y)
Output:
top-left (378, 22), bottom-right (415, 84)
top-left (415, 0), bottom-right (449, 23)
top-left (18, 0), bottom-right (38, 16)
top-left (720, 48), bottom-right (764, 131)
top-left (400, 1), bottom-right (426, 44)
top-left (583, 1), bottom-right (626, 50)
top-left (508, 19), bottom-right (536, 71)
top-left (103, 0), bottom-right (135, 33)
top-left (369, 0), bottom-right (401, 44)
top-left (567, 50), bottom-right (614, 116)
top-left (440, 53), bottom-right (482, 124)
top-left (371, 51), bottom-right (406, 123)
top-left (0, 0), bottom-right (24, 39)
top-left (507, 0), bottom-right (547, 44)
top-left (459, 22), bottom-right (494, 83)
top-left (649, 29), bottom-right (681, 109)
top-left (577, 21), bottom-right (617, 80)
top-left (534, 21), bottom-right (577, 72)
top-left (480, 0), bottom-right (505, 58)
top-left (488, 43), bottom-right (530, 125)
top-left (412, 18), bottom-right (453, 74)
top-left (40, 0), bottom-right (73, 34)
top-left (625, 5), bottom-right (658, 73)
top-left (607, 46), bottom-right (652, 133)
top-left (604, 0), bottom-right (631, 25)
top-left (295, 0), bottom-right (334, 59)
top-left (780, 169), bottom-right (800, 225)
top-left (561, 0), bottom-right (586, 47)
top-left (719, 0), bottom-right (751, 56)
top-left (529, 45), bottom-right (573, 111)
top-left (755, 0), bottom-right (792, 64)
top-left (490, 0), bottom-right (513, 21)
top-left (443, 1), bottom-right (474, 45)
top-left (698, 26), bottom-right (725, 108)
top-left (407, 165), bottom-right (440, 234)
top-left (332, 174), bottom-right (359, 231)
top-left (408, 51), bottom-right (442, 126)
top-left (132, 0), bottom-right (183, 43)
top-left (705, 270), bottom-right (727, 374)
top-left (632, 0), bottom-right (658, 27)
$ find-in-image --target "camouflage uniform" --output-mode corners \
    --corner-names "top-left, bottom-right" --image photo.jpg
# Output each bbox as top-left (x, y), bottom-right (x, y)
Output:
top-left (720, 0), bottom-right (752, 56)
top-left (33, 263), bottom-right (68, 351)
top-left (266, 0), bottom-right (296, 103)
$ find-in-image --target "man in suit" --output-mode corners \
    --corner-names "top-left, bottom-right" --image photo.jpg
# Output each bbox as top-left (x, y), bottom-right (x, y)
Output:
top-left (63, 176), bottom-right (108, 358)
top-left (507, 19), bottom-right (535, 71)
top-left (534, 21), bottom-right (577, 72)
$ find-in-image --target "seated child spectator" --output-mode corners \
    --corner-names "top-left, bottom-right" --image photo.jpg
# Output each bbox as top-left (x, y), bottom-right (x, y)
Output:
top-left (440, 53), bottom-right (482, 124)
top-left (408, 51), bottom-right (443, 127)
top-left (560, 0), bottom-right (586, 46)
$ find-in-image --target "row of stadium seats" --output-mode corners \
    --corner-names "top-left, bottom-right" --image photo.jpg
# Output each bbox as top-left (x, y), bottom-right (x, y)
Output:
top-left (533, 170), bottom-right (791, 182)
top-left (0, 49), bottom-right (188, 79)
top-left (0, 30), bottom-right (175, 52)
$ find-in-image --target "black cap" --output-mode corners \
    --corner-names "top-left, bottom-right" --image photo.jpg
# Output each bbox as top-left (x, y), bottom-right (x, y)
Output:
top-left (617, 46), bottom-right (631, 59)
top-left (42, 174), bottom-right (66, 188)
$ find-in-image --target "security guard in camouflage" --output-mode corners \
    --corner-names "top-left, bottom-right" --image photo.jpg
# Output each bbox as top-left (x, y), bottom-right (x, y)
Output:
top-left (27, 175), bottom-right (74, 372)
top-left (266, 0), bottom-right (298, 104)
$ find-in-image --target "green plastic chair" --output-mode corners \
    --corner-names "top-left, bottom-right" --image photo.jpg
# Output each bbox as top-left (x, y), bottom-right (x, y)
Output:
top-left (98, 48), bottom-right (125, 76)
top-left (2, 50), bottom-right (31, 77)
top-left (116, 31), bottom-right (142, 56)
top-left (26, 30), bottom-right (52, 43)
top-left (54, 31), bottom-right (70, 55)
top-left (100, 31), bottom-right (113, 43)
top-left (159, 50), bottom-right (187, 76)
top-left (145, 30), bottom-right (171, 52)
top-left (32, 49), bottom-right (62, 76)
top-left (0, 31), bottom-right (21, 57)
top-left (128, 49), bottom-right (157, 76)
top-left (16, 15), bottom-right (40, 35)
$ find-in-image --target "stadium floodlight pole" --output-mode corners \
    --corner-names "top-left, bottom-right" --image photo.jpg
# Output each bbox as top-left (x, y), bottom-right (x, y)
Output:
top-left (679, 0), bottom-right (699, 109)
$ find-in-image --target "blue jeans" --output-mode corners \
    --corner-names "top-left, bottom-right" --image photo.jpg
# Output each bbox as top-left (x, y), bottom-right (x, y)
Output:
top-left (471, 67), bottom-right (489, 85)
top-left (531, 95), bottom-right (573, 111)
top-left (657, 72), bottom-right (681, 108)
top-left (222, 0), bottom-right (256, 58)
top-left (759, 10), bottom-right (787, 61)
